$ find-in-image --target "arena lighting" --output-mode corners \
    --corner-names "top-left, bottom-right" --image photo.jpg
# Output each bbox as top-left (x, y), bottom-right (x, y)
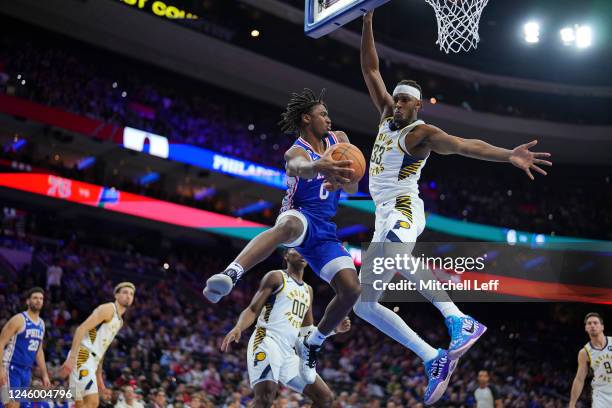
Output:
top-left (576, 25), bottom-right (592, 48)
top-left (560, 25), bottom-right (592, 48)
top-left (76, 156), bottom-right (96, 171)
top-left (523, 21), bottom-right (540, 44)
top-left (233, 200), bottom-right (274, 217)
top-left (250, 29), bottom-right (260, 38)
top-left (139, 172), bottom-right (160, 185)
top-left (560, 26), bottom-right (575, 45)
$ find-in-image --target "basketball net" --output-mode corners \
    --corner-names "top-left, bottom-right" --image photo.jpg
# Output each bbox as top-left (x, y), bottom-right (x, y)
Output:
top-left (425, 0), bottom-right (489, 53)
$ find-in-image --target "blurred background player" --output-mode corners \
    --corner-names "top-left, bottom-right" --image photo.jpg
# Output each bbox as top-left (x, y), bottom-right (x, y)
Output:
top-left (60, 282), bottom-right (135, 408)
top-left (221, 248), bottom-right (350, 407)
top-left (205, 89), bottom-right (361, 381)
top-left (570, 313), bottom-right (612, 408)
top-left (0, 287), bottom-right (49, 408)
top-left (355, 10), bottom-right (552, 405)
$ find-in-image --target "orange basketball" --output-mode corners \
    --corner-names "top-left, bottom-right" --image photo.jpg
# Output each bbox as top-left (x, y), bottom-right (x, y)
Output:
top-left (329, 143), bottom-right (366, 183)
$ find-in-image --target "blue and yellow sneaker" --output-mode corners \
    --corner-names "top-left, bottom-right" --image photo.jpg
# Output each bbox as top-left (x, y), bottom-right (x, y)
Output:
top-left (424, 348), bottom-right (455, 405)
top-left (445, 315), bottom-right (487, 359)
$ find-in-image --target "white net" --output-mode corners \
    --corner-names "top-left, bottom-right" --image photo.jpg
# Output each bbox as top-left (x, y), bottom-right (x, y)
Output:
top-left (425, 0), bottom-right (489, 54)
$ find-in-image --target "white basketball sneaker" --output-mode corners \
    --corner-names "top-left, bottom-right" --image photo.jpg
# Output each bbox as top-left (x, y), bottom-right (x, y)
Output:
top-left (203, 269), bottom-right (239, 303)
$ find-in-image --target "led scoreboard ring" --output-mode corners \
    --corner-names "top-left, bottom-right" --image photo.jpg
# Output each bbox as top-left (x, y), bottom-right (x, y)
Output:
top-left (304, 0), bottom-right (391, 38)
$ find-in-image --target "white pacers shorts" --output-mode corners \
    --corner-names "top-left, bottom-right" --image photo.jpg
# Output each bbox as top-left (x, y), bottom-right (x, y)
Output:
top-left (592, 388), bottom-right (612, 408)
top-left (372, 195), bottom-right (426, 243)
top-left (247, 328), bottom-right (307, 392)
top-left (69, 348), bottom-right (100, 401)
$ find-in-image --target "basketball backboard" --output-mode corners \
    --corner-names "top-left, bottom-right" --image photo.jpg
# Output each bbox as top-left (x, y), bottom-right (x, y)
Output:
top-left (304, 0), bottom-right (391, 38)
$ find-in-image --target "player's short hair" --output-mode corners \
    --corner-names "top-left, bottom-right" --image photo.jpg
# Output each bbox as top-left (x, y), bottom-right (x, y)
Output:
top-left (584, 312), bottom-right (603, 324)
top-left (114, 281), bottom-right (136, 294)
top-left (395, 80), bottom-right (423, 100)
top-left (26, 287), bottom-right (44, 299)
top-left (279, 88), bottom-right (327, 134)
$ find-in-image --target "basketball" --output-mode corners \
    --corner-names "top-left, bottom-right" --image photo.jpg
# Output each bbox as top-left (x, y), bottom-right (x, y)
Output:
top-left (329, 143), bottom-right (366, 183)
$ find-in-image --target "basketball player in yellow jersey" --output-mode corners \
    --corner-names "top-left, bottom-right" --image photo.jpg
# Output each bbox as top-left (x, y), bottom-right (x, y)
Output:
top-left (358, 11), bottom-right (552, 405)
top-left (221, 249), bottom-right (350, 408)
top-left (570, 313), bottom-right (612, 408)
top-left (60, 282), bottom-right (135, 408)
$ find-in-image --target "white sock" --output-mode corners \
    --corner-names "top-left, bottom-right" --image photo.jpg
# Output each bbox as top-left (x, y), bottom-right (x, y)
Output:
top-left (354, 301), bottom-right (438, 362)
top-left (432, 300), bottom-right (465, 319)
top-left (405, 264), bottom-right (466, 319)
top-left (306, 327), bottom-right (327, 347)
top-left (225, 261), bottom-right (245, 280)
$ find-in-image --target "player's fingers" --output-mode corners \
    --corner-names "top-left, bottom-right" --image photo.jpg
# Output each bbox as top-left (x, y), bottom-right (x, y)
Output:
top-left (534, 159), bottom-right (552, 166)
top-left (524, 140), bottom-right (538, 148)
top-left (534, 152), bottom-right (551, 157)
top-left (531, 164), bottom-right (547, 176)
top-left (334, 167), bottom-right (354, 178)
top-left (525, 168), bottom-right (534, 180)
top-left (333, 160), bottom-right (354, 168)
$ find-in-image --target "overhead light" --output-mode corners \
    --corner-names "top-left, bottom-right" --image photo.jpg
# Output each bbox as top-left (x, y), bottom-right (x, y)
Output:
top-left (576, 25), bottom-right (592, 48)
top-left (560, 26), bottom-right (575, 45)
top-left (523, 21), bottom-right (540, 44)
top-left (561, 25), bottom-right (592, 48)
top-left (250, 29), bottom-right (260, 38)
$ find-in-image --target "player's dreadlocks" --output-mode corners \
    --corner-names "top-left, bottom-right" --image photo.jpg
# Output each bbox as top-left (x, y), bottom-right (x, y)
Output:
top-left (279, 88), bottom-right (327, 134)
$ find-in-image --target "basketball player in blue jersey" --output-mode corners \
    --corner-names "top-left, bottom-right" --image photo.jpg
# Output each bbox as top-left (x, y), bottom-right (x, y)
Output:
top-left (358, 11), bottom-right (552, 405)
top-left (0, 287), bottom-right (50, 408)
top-left (221, 248), bottom-right (351, 408)
top-left (205, 88), bottom-right (361, 383)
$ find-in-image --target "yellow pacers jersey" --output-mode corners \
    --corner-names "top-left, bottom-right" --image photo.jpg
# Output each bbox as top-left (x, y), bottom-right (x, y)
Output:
top-left (369, 118), bottom-right (428, 205)
top-left (79, 303), bottom-right (123, 364)
top-left (254, 271), bottom-right (311, 349)
top-left (584, 337), bottom-right (612, 391)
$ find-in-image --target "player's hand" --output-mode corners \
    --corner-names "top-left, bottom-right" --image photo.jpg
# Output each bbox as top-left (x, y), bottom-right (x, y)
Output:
top-left (60, 357), bottom-right (75, 378)
top-left (509, 140), bottom-right (552, 180)
top-left (316, 151), bottom-right (354, 185)
top-left (221, 326), bottom-right (242, 352)
top-left (335, 317), bottom-right (351, 334)
top-left (0, 365), bottom-right (7, 386)
top-left (99, 385), bottom-right (112, 401)
top-left (363, 10), bottom-right (374, 23)
top-left (42, 373), bottom-right (51, 388)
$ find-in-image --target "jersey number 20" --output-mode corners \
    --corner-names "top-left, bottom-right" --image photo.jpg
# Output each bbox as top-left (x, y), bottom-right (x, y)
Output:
top-left (28, 339), bottom-right (39, 351)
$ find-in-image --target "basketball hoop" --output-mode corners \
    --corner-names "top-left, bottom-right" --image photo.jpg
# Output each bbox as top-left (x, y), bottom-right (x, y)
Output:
top-left (425, 0), bottom-right (489, 53)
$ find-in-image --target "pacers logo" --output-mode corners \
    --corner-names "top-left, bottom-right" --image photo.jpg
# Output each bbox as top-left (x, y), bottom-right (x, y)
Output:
top-left (254, 351), bottom-right (266, 366)
top-left (79, 369), bottom-right (89, 380)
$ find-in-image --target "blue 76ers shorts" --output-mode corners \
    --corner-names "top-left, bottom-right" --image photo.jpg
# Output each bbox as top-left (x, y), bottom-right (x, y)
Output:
top-left (276, 209), bottom-right (355, 283)
top-left (1, 363), bottom-right (31, 405)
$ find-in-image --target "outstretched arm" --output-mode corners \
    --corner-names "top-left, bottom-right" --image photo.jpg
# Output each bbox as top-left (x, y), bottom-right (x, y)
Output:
top-left (361, 11), bottom-right (394, 119)
top-left (569, 349), bottom-right (589, 408)
top-left (220, 271), bottom-right (283, 352)
top-left (425, 126), bottom-right (552, 180)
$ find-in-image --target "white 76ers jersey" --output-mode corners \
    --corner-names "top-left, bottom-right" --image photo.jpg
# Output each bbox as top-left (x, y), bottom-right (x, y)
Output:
top-left (254, 271), bottom-right (311, 349)
top-left (584, 337), bottom-right (612, 392)
top-left (369, 118), bottom-right (428, 205)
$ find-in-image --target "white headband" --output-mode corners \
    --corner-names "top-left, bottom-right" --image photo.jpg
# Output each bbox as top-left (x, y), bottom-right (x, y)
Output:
top-left (393, 85), bottom-right (421, 100)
